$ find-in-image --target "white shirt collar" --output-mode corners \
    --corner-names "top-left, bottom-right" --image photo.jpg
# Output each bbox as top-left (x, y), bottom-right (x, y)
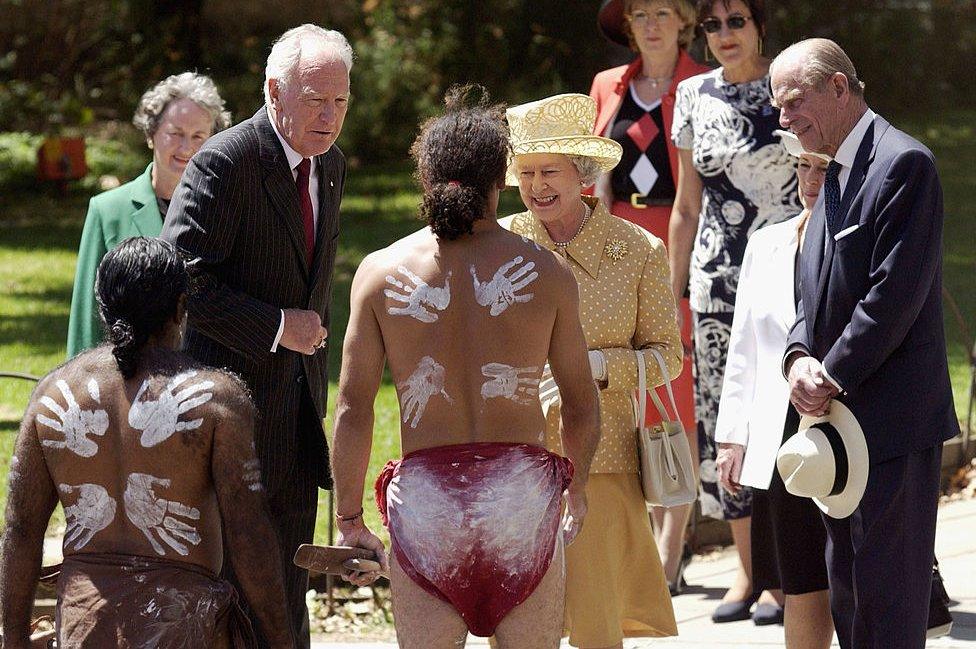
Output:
top-left (266, 106), bottom-right (311, 173)
top-left (833, 108), bottom-right (876, 170)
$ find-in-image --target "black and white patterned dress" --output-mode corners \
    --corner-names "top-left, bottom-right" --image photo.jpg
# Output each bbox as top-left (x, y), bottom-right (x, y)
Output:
top-left (672, 68), bottom-right (801, 520)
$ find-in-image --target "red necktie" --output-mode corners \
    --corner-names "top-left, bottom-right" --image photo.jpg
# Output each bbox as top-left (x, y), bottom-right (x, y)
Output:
top-left (296, 158), bottom-right (315, 265)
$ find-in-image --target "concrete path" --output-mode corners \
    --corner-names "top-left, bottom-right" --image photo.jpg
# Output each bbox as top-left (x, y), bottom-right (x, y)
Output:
top-left (312, 498), bottom-right (976, 648)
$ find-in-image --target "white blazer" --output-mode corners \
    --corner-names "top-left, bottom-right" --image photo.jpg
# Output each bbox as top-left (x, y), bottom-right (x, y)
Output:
top-left (714, 215), bottom-right (803, 489)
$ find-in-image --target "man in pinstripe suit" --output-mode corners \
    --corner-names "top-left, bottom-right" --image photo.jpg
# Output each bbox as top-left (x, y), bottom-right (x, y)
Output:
top-left (162, 24), bottom-right (352, 648)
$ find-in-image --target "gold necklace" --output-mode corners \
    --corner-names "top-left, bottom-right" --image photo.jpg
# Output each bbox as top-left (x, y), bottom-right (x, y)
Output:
top-left (553, 203), bottom-right (592, 248)
top-left (637, 73), bottom-right (672, 89)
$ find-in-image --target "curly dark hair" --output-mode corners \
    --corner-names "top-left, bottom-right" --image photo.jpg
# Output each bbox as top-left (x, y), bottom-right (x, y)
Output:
top-left (95, 237), bottom-right (189, 378)
top-left (410, 85), bottom-right (509, 240)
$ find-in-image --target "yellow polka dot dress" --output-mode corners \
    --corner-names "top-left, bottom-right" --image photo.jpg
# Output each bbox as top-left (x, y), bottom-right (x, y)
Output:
top-left (502, 195), bottom-right (681, 644)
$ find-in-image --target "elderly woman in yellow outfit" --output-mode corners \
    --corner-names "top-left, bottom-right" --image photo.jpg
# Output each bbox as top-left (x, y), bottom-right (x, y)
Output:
top-left (501, 93), bottom-right (681, 648)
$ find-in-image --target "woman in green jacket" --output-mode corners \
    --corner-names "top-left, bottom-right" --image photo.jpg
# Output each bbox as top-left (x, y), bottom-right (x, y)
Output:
top-left (67, 72), bottom-right (231, 357)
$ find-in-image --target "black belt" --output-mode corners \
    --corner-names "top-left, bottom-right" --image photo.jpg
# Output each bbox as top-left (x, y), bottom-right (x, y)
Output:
top-left (628, 193), bottom-right (674, 208)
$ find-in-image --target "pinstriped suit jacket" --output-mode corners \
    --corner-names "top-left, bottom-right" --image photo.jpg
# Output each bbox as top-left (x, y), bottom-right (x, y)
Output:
top-left (162, 106), bottom-right (344, 492)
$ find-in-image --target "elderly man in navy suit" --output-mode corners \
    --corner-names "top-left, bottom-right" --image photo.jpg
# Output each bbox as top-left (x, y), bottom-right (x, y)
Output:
top-left (771, 39), bottom-right (958, 649)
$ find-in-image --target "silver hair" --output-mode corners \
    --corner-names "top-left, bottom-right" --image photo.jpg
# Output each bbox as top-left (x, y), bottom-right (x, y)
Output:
top-left (567, 155), bottom-right (604, 187)
top-left (132, 72), bottom-right (231, 140)
top-left (264, 24), bottom-right (354, 105)
top-left (776, 38), bottom-right (865, 96)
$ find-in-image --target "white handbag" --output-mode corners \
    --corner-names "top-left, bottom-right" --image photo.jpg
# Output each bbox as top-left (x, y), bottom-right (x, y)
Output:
top-left (634, 348), bottom-right (697, 508)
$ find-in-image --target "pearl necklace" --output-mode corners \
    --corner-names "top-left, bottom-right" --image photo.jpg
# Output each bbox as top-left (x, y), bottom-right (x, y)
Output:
top-left (553, 203), bottom-right (592, 248)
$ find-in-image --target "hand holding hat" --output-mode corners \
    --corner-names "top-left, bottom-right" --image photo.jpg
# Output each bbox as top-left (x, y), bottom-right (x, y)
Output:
top-left (776, 400), bottom-right (869, 519)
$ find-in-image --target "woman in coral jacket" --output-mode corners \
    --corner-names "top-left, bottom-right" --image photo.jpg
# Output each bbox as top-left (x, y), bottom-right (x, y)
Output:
top-left (589, 0), bottom-right (708, 594)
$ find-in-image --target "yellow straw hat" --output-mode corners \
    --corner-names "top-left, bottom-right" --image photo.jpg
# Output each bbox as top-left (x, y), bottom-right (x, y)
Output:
top-left (506, 93), bottom-right (623, 186)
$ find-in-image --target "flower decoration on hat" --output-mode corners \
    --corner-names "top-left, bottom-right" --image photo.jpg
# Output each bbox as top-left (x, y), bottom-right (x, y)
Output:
top-left (505, 94), bottom-right (623, 186)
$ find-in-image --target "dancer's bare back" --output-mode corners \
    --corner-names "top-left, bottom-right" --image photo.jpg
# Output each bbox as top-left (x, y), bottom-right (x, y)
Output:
top-left (22, 348), bottom-right (262, 571)
top-left (343, 225), bottom-right (591, 453)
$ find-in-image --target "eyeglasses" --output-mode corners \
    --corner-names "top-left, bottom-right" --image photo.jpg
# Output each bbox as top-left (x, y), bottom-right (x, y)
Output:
top-left (700, 15), bottom-right (752, 34)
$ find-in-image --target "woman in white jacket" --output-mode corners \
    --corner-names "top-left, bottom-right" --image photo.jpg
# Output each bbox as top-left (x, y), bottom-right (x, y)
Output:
top-left (713, 130), bottom-right (834, 648)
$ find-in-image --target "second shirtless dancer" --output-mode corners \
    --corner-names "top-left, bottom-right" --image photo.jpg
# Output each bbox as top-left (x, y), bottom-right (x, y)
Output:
top-left (329, 87), bottom-right (601, 648)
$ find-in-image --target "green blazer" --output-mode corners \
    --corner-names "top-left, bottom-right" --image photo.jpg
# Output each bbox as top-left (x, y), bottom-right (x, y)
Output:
top-left (67, 163), bottom-right (161, 357)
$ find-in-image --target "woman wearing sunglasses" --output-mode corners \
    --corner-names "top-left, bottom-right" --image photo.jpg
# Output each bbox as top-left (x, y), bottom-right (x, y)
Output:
top-left (588, 0), bottom-right (709, 597)
top-left (669, 0), bottom-right (800, 624)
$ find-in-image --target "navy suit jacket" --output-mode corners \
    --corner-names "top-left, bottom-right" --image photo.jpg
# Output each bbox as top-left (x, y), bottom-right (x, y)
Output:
top-left (162, 107), bottom-right (345, 492)
top-left (787, 113), bottom-right (958, 464)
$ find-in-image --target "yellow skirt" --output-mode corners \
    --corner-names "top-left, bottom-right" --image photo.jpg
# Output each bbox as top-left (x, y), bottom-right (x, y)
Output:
top-left (564, 473), bottom-right (677, 647)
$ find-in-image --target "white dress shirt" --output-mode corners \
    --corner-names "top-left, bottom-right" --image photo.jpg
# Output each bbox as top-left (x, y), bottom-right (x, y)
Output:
top-left (831, 107), bottom-right (876, 198)
top-left (267, 107), bottom-right (322, 352)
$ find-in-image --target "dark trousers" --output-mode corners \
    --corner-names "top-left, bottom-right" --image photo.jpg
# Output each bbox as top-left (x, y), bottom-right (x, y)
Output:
top-left (822, 443), bottom-right (942, 649)
top-left (226, 389), bottom-right (321, 649)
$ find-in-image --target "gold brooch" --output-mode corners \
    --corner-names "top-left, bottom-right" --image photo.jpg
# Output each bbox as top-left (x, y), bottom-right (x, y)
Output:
top-left (604, 238), bottom-right (629, 261)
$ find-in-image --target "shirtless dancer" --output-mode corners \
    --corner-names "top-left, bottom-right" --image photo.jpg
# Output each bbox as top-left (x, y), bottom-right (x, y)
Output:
top-left (329, 87), bottom-right (601, 649)
top-left (0, 238), bottom-right (293, 648)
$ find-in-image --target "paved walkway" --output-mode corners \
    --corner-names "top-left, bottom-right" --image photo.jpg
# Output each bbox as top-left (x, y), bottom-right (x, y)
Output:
top-left (312, 498), bottom-right (976, 648)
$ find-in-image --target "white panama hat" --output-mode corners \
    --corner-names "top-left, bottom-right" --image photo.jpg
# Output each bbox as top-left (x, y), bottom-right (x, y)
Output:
top-left (776, 401), bottom-right (869, 519)
top-left (775, 129), bottom-right (833, 162)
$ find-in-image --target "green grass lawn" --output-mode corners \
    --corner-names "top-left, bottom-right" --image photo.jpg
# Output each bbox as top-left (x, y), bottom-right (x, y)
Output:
top-left (1, 111), bottom-right (974, 548)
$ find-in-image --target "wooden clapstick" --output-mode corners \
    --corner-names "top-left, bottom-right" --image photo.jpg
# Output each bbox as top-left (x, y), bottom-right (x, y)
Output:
top-left (293, 544), bottom-right (389, 578)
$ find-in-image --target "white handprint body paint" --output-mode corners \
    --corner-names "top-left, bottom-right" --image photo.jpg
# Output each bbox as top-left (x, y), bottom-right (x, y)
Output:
top-left (470, 256), bottom-right (539, 316)
top-left (384, 267), bottom-right (452, 323)
top-left (243, 458), bottom-right (263, 492)
top-left (59, 482), bottom-right (117, 550)
top-left (124, 473), bottom-right (202, 556)
top-left (480, 363), bottom-right (540, 406)
top-left (398, 356), bottom-right (453, 429)
top-left (129, 370), bottom-right (215, 448)
top-left (519, 235), bottom-right (543, 252)
top-left (37, 379), bottom-right (108, 457)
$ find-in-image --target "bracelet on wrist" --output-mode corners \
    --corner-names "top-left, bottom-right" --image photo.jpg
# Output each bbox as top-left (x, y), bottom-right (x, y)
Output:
top-left (335, 507), bottom-right (364, 523)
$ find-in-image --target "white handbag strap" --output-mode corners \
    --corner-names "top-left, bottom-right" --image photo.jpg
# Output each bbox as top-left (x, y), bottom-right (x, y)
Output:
top-left (635, 350), bottom-right (648, 425)
top-left (648, 347), bottom-right (680, 425)
top-left (635, 351), bottom-right (672, 427)
top-left (635, 350), bottom-right (679, 479)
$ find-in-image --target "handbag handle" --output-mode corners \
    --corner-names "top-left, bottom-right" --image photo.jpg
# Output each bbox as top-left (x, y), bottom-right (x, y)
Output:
top-left (635, 349), bottom-right (681, 479)
top-left (648, 347), bottom-right (681, 426)
top-left (635, 348), bottom-right (679, 425)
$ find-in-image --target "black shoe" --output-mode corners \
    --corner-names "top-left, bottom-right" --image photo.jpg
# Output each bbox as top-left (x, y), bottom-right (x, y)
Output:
top-left (752, 603), bottom-right (785, 626)
top-left (927, 565), bottom-right (953, 639)
top-left (711, 593), bottom-right (760, 623)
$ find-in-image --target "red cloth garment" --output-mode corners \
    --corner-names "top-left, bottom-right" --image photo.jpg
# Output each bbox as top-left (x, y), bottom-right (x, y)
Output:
top-left (375, 442), bottom-right (573, 636)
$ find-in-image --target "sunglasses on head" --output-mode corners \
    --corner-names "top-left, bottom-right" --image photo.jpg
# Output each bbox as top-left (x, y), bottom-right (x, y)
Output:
top-left (700, 15), bottom-right (751, 33)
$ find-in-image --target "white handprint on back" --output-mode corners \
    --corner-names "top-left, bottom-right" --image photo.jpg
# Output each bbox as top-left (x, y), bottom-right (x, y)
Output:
top-left (398, 356), bottom-right (453, 429)
top-left (129, 370), bottom-right (215, 448)
top-left (384, 267), bottom-right (452, 323)
top-left (124, 472), bottom-right (202, 556)
top-left (60, 482), bottom-right (117, 550)
top-left (480, 363), bottom-right (540, 406)
top-left (37, 379), bottom-right (108, 458)
top-left (470, 256), bottom-right (539, 316)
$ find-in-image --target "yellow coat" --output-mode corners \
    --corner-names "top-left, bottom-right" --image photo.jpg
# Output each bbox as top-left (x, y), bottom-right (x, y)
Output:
top-left (502, 196), bottom-right (682, 473)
